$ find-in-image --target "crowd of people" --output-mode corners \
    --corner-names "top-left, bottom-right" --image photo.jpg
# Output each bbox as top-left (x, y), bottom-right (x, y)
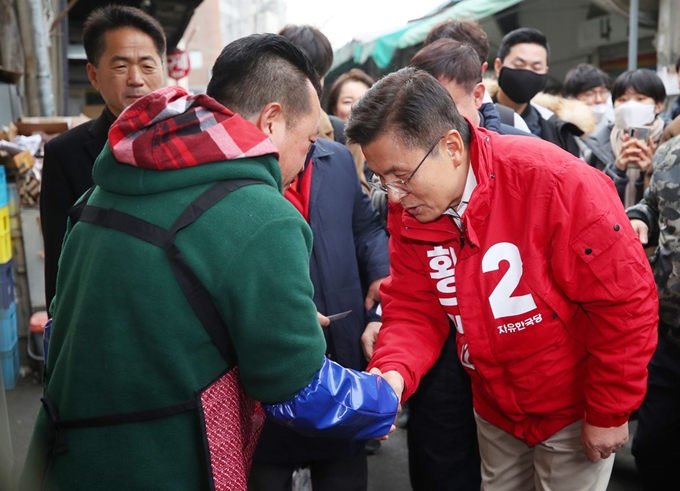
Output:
top-left (18, 4), bottom-right (680, 491)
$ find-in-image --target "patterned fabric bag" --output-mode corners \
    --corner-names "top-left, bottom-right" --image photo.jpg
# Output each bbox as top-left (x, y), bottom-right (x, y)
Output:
top-left (199, 367), bottom-right (265, 491)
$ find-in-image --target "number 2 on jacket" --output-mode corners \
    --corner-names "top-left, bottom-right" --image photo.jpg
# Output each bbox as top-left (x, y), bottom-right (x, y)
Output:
top-left (482, 242), bottom-right (537, 319)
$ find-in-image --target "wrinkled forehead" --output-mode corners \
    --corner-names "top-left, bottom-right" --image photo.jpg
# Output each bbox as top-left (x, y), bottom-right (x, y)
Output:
top-left (101, 28), bottom-right (160, 57)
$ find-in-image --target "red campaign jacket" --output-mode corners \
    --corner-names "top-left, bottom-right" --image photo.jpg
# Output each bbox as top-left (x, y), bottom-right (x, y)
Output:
top-left (368, 125), bottom-right (659, 446)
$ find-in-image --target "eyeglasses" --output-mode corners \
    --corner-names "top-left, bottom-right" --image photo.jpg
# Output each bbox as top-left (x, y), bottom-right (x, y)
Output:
top-left (370, 137), bottom-right (443, 196)
top-left (579, 87), bottom-right (610, 104)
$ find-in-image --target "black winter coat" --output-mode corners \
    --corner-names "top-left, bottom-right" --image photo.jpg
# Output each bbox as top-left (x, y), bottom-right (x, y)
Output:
top-left (40, 109), bottom-right (114, 311)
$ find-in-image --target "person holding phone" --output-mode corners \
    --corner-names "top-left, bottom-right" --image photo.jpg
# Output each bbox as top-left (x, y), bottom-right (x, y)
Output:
top-left (583, 69), bottom-right (667, 207)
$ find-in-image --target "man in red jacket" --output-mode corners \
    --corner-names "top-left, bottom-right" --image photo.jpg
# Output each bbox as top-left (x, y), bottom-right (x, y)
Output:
top-left (345, 67), bottom-right (659, 490)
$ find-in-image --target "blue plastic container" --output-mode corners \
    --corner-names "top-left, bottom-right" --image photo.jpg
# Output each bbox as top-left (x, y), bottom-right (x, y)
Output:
top-left (1, 341), bottom-right (19, 390)
top-left (0, 303), bottom-right (17, 352)
top-left (0, 166), bottom-right (7, 209)
top-left (0, 259), bottom-right (13, 310)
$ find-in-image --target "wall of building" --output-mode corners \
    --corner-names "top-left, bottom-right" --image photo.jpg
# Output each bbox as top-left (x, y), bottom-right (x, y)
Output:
top-left (479, 0), bottom-right (658, 90)
top-left (177, 0), bottom-right (287, 94)
top-left (179, 0), bottom-right (223, 91)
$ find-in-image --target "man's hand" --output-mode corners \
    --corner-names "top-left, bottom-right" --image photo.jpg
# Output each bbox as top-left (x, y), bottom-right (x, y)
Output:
top-left (361, 322), bottom-right (382, 361)
top-left (581, 421), bottom-right (628, 462)
top-left (364, 277), bottom-right (387, 311)
top-left (317, 312), bottom-right (330, 328)
top-left (630, 219), bottom-right (649, 245)
top-left (368, 367), bottom-right (404, 440)
top-left (369, 367), bottom-right (404, 402)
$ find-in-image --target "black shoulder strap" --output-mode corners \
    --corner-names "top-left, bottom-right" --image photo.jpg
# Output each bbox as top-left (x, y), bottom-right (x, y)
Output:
top-left (42, 180), bottom-right (263, 444)
top-left (67, 185), bottom-right (96, 225)
top-left (495, 104), bottom-right (516, 127)
top-left (77, 179), bottom-right (262, 364)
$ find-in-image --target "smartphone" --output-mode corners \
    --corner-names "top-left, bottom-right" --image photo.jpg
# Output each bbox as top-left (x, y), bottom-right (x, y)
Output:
top-left (629, 126), bottom-right (650, 141)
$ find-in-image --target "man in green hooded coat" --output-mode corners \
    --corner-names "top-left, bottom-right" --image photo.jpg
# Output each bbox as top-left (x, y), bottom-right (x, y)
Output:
top-left (19, 33), bottom-right (397, 491)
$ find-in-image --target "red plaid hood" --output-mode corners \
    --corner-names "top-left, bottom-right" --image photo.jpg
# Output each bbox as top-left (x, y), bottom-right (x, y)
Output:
top-left (108, 86), bottom-right (279, 170)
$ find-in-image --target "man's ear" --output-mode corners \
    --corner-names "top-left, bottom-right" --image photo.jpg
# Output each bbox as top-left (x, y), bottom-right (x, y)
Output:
top-left (493, 58), bottom-right (502, 77)
top-left (473, 83), bottom-right (485, 110)
top-left (254, 102), bottom-right (284, 136)
top-left (86, 63), bottom-right (99, 91)
top-left (481, 61), bottom-right (489, 76)
top-left (444, 129), bottom-right (465, 168)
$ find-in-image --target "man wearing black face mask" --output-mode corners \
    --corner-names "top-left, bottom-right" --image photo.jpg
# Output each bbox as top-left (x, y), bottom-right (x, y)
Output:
top-left (493, 27), bottom-right (582, 157)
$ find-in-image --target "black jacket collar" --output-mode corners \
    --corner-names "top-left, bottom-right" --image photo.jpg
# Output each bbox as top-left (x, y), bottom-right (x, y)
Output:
top-left (85, 107), bottom-right (116, 161)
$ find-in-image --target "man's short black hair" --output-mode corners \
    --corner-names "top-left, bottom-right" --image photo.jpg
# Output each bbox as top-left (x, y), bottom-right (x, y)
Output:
top-left (611, 69), bottom-right (666, 104)
top-left (424, 20), bottom-right (489, 65)
top-left (411, 39), bottom-right (482, 94)
top-left (563, 64), bottom-right (610, 98)
top-left (675, 55), bottom-right (680, 75)
top-left (207, 34), bottom-right (321, 126)
top-left (83, 5), bottom-right (166, 66)
top-left (497, 27), bottom-right (550, 64)
top-left (278, 24), bottom-right (333, 78)
top-left (345, 67), bottom-right (470, 152)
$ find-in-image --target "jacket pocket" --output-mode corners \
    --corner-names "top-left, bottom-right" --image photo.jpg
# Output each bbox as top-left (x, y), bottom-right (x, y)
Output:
top-left (569, 209), bottom-right (646, 299)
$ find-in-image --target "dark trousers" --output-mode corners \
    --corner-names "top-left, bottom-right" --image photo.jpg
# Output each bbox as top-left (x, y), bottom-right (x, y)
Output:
top-left (632, 336), bottom-right (680, 491)
top-left (248, 450), bottom-right (367, 491)
top-left (407, 331), bottom-right (481, 491)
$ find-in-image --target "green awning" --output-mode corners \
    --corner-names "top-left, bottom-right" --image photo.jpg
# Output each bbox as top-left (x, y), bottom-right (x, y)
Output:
top-left (331, 0), bottom-right (524, 71)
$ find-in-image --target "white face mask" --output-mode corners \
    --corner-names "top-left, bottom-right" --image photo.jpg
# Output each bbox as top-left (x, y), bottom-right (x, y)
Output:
top-left (614, 100), bottom-right (656, 129)
top-left (591, 104), bottom-right (608, 124)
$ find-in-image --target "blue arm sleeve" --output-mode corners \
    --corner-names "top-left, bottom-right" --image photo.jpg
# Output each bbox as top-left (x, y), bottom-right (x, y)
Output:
top-left (262, 357), bottom-right (398, 440)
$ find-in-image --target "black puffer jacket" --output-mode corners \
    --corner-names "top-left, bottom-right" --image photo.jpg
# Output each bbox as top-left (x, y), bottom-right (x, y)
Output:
top-left (520, 103), bottom-right (582, 157)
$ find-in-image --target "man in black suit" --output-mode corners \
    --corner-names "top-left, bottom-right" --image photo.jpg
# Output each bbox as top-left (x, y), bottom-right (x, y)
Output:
top-left (41, 5), bottom-right (166, 310)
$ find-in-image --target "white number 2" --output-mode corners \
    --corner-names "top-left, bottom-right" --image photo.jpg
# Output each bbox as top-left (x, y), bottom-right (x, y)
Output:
top-left (482, 242), bottom-right (537, 319)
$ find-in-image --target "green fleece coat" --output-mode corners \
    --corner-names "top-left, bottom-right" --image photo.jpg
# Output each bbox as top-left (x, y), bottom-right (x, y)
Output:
top-left (19, 145), bottom-right (326, 490)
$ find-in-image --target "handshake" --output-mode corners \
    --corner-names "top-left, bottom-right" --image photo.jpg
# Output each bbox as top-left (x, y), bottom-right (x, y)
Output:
top-left (263, 357), bottom-right (404, 440)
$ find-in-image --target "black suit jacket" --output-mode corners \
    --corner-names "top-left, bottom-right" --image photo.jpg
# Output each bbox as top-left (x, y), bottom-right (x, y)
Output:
top-left (40, 109), bottom-right (114, 311)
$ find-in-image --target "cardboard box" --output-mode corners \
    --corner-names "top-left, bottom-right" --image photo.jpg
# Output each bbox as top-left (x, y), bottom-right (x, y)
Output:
top-left (18, 170), bottom-right (40, 206)
top-left (0, 150), bottom-right (33, 175)
top-left (15, 116), bottom-right (90, 136)
top-left (0, 123), bottom-right (18, 143)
